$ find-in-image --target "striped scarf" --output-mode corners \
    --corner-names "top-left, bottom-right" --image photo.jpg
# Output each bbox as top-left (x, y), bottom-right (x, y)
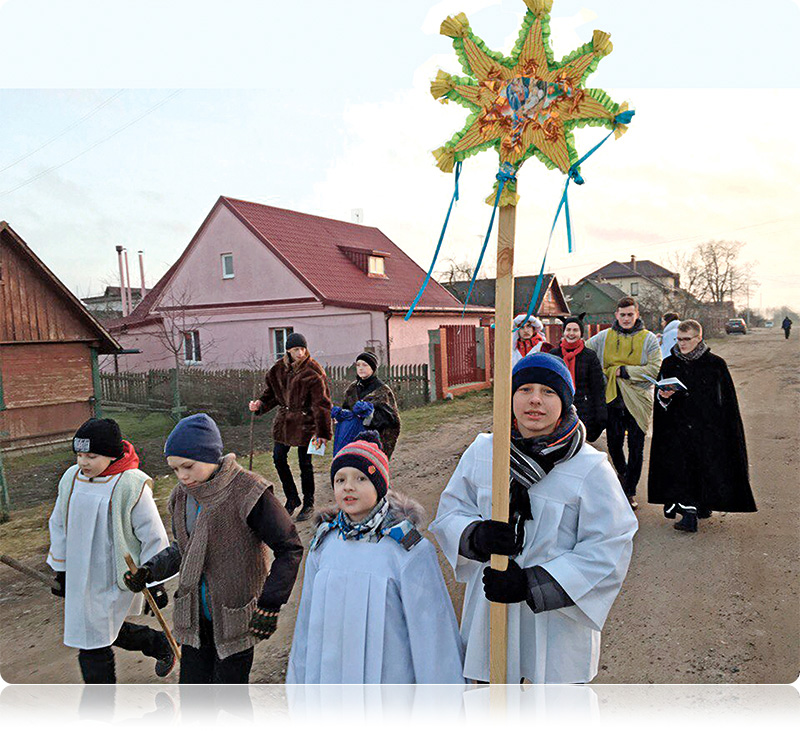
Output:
top-left (672, 340), bottom-right (709, 362)
top-left (508, 407), bottom-right (586, 550)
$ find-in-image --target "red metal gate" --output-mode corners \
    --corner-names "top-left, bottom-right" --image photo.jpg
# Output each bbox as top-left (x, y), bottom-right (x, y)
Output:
top-left (442, 325), bottom-right (480, 386)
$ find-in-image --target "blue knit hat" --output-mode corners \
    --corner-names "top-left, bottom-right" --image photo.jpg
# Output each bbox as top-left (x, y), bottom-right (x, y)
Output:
top-left (164, 413), bottom-right (223, 464)
top-left (512, 353), bottom-right (575, 411)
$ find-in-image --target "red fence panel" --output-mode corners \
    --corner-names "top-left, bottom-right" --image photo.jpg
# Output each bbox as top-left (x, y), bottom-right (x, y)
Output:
top-left (442, 325), bottom-right (480, 386)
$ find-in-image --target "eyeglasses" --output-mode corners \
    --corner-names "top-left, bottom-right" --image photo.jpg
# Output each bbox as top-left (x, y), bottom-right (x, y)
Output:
top-left (676, 335), bottom-right (699, 342)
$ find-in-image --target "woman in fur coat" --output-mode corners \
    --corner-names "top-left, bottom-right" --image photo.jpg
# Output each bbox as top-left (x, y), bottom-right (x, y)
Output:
top-left (647, 319), bottom-right (756, 532)
top-left (339, 351), bottom-right (401, 458)
top-left (248, 333), bottom-right (333, 522)
top-left (550, 314), bottom-right (607, 442)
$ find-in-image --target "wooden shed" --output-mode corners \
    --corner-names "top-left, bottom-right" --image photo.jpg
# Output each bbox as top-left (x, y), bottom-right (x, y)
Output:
top-left (0, 222), bottom-right (121, 452)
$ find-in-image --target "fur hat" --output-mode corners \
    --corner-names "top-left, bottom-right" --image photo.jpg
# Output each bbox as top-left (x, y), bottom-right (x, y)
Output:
top-left (72, 418), bottom-right (124, 459)
top-left (330, 430), bottom-right (390, 499)
top-left (512, 352), bottom-right (575, 411)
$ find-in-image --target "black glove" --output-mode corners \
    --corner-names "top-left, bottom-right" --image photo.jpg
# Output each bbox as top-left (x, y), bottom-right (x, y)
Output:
top-left (471, 519), bottom-right (519, 559)
top-left (482, 559), bottom-right (528, 604)
top-left (123, 565), bottom-right (152, 593)
top-left (51, 571), bottom-right (65, 598)
top-left (617, 366), bottom-right (630, 379)
top-left (249, 607), bottom-right (279, 641)
top-left (143, 584), bottom-right (169, 615)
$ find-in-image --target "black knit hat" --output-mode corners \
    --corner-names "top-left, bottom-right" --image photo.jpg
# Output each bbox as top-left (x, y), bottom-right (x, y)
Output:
top-left (72, 418), bottom-right (125, 459)
top-left (331, 431), bottom-right (390, 499)
top-left (561, 312), bottom-right (586, 337)
top-left (356, 351), bottom-right (379, 374)
top-left (285, 332), bottom-right (307, 350)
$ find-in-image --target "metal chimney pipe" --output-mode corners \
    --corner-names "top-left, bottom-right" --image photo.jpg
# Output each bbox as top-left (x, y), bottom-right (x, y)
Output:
top-left (138, 250), bottom-right (146, 299)
top-left (123, 248), bottom-right (133, 315)
top-left (116, 245), bottom-right (128, 316)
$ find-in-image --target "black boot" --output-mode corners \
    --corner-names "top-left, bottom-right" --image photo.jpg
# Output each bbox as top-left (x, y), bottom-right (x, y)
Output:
top-left (295, 503), bottom-right (315, 522)
top-left (674, 511), bottom-right (698, 532)
top-left (284, 496), bottom-right (301, 516)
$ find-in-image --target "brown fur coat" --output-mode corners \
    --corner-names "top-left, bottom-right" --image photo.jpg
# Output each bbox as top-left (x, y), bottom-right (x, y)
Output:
top-left (258, 354), bottom-right (333, 447)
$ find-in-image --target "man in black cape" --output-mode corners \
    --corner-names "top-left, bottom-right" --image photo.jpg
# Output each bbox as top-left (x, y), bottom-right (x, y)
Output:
top-left (647, 319), bottom-right (757, 532)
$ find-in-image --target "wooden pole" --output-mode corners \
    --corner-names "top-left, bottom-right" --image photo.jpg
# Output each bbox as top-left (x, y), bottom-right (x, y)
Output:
top-left (124, 553), bottom-right (181, 661)
top-left (1, 554), bottom-right (59, 591)
top-left (248, 411), bottom-right (256, 471)
top-left (489, 203), bottom-right (516, 684)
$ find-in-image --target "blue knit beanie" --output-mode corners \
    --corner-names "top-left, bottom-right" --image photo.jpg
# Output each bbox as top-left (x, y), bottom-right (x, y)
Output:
top-left (164, 413), bottom-right (223, 464)
top-left (512, 353), bottom-right (575, 411)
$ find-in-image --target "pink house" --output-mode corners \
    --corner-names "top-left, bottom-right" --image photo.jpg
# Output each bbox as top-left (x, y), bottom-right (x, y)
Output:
top-left (107, 196), bottom-right (491, 371)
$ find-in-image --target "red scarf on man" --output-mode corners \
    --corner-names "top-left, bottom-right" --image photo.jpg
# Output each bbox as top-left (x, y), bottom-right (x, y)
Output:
top-left (516, 332), bottom-right (544, 358)
top-left (560, 337), bottom-right (585, 385)
top-left (98, 440), bottom-right (140, 476)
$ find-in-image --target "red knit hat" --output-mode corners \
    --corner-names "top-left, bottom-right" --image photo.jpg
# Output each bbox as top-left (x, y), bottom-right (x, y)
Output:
top-left (330, 431), bottom-right (390, 498)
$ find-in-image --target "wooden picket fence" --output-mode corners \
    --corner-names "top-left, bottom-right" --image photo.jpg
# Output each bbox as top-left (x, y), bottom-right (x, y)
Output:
top-left (100, 363), bottom-right (429, 425)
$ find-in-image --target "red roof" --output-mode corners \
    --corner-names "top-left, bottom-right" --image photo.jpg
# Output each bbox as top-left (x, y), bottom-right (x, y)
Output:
top-left (221, 197), bottom-right (464, 311)
top-left (109, 196), bottom-right (475, 331)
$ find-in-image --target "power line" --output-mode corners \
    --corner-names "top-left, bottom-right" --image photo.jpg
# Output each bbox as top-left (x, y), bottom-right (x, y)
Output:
top-left (0, 90), bottom-right (125, 174)
top-left (0, 90), bottom-right (183, 199)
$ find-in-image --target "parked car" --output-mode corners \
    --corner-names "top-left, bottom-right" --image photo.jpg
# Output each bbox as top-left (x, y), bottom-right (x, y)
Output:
top-left (725, 318), bottom-right (747, 334)
top-left (765, 320), bottom-right (774, 328)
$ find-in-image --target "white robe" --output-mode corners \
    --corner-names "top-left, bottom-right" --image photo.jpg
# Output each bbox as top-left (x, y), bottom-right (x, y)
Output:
top-left (286, 532), bottom-right (465, 684)
top-left (47, 470), bottom-right (169, 649)
top-left (429, 433), bottom-right (638, 683)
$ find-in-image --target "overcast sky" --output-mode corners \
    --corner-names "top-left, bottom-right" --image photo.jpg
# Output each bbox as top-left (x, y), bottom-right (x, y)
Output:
top-left (1, 0), bottom-right (798, 312)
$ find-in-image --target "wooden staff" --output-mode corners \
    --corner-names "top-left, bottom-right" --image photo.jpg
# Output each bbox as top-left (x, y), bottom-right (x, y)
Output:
top-left (1, 554), bottom-right (59, 591)
top-left (248, 410), bottom-right (256, 471)
top-left (489, 204), bottom-right (517, 684)
top-left (124, 553), bottom-right (181, 661)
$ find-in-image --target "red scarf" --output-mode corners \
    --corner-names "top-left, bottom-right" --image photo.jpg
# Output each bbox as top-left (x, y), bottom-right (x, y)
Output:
top-left (99, 441), bottom-right (140, 476)
top-left (517, 332), bottom-right (543, 358)
top-left (559, 337), bottom-right (585, 385)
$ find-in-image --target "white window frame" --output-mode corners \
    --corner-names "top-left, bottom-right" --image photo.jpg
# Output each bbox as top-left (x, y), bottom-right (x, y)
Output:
top-left (183, 330), bottom-right (202, 364)
top-left (221, 253), bottom-right (235, 279)
top-left (368, 255), bottom-right (385, 276)
top-left (630, 281), bottom-right (639, 296)
top-left (272, 327), bottom-right (294, 359)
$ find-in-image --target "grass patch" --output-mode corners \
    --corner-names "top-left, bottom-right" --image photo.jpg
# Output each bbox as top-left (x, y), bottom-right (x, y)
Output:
top-left (399, 387), bottom-right (492, 436)
top-left (104, 408), bottom-right (175, 444)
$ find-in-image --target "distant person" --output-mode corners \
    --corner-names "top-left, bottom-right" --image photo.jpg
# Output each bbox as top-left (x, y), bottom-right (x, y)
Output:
top-left (647, 320), bottom-right (757, 532)
top-left (660, 312), bottom-right (680, 359)
top-left (248, 333), bottom-right (333, 521)
top-left (512, 315), bottom-right (552, 367)
top-left (586, 297), bottom-right (662, 510)
top-left (337, 352), bottom-right (401, 457)
top-left (550, 314), bottom-right (607, 441)
top-left (782, 316), bottom-right (792, 340)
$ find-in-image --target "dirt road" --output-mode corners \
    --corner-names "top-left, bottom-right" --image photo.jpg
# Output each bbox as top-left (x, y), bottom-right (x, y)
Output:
top-left (1, 328), bottom-right (797, 683)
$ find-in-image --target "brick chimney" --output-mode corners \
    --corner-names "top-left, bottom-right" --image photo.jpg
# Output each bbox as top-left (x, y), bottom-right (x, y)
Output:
top-left (630, 255), bottom-right (637, 271)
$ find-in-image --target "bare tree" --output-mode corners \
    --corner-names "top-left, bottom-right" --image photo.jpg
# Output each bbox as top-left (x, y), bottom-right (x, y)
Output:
top-left (148, 287), bottom-right (217, 417)
top-left (688, 240), bottom-right (757, 305)
top-left (435, 256), bottom-right (476, 284)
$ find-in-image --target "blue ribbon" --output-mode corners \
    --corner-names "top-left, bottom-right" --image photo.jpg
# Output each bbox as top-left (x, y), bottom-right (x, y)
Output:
top-left (405, 161), bottom-right (462, 320)
top-left (518, 110), bottom-right (634, 328)
top-left (461, 162), bottom-right (517, 314)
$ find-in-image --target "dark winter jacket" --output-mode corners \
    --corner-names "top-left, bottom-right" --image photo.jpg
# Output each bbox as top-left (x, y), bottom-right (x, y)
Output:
top-left (257, 354), bottom-right (333, 447)
top-left (647, 349), bottom-right (756, 513)
top-left (550, 343), bottom-right (607, 442)
top-left (341, 376), bottom-right (401, 458)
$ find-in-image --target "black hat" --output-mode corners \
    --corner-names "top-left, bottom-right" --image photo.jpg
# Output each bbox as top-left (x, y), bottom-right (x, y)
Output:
top-left (285, 332), bottom-right (308, 350)
top-left (72, 418), bottom-right (125, 459)
top-left (356, 351), bottom-right (379, 374)
top-left (561, 312), bottom-right (586, 337)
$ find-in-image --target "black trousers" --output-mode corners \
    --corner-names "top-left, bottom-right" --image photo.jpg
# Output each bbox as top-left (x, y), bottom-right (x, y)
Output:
top-left (784, 328), bottom-right (791, 339)
top-left (179, 615), bottom-right (254, 684)
top-left (605, 405), bottom-right (646, 497)
top-left (77, 621), bottom-right (169, 684)
top-left (272, 442), bottom-right (315, 505)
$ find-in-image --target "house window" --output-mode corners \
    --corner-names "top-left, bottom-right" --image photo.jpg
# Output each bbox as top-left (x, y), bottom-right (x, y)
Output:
top-left (221, 253), bottom-right (234, 279)
top-left (584, 292), bottom-right (591, 300)
top-left (183, 330), bottom-right (202, 363)
top-left (272, 327), bottom-right (294, 359)
top-left (368, 255), bottom-right (385, 277)
top-left (630, 282), bottom-right (639, 296)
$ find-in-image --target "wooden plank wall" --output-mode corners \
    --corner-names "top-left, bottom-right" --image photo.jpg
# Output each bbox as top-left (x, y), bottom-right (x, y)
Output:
top-left (0, 233), bottom-right (97, 343)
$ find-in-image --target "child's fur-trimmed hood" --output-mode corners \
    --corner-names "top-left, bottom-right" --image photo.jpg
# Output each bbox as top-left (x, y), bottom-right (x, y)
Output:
top-left (313, 489), bottom-right (426, 529)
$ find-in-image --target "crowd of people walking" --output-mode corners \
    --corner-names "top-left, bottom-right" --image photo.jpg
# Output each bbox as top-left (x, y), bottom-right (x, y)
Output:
top-left (42, 295), bottom-right (757, 686)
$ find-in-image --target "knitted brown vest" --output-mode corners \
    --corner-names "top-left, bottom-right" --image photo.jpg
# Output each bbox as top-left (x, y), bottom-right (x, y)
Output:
top-left (169, 454), bottom-right (269, 659)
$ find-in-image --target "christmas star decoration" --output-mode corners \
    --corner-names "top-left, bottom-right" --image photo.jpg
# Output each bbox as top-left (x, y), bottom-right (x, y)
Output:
top-left (431, 0), bottom-right (629, 205)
